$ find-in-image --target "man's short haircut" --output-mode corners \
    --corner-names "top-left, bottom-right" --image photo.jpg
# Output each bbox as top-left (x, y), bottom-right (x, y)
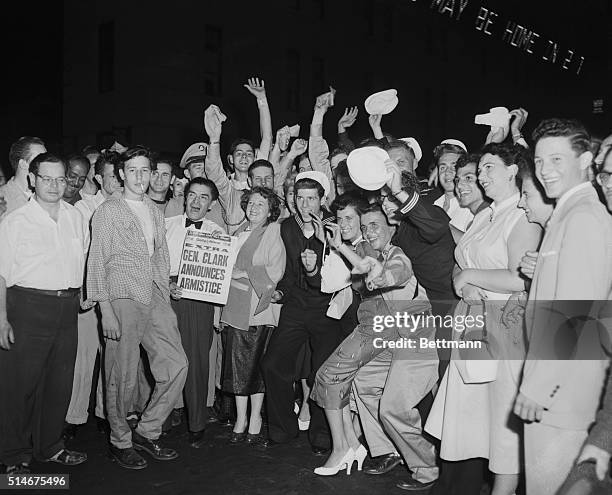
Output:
top-left (240, 186), bottom-right (281, 224)
top-left (29, 152), bottom-right (66, 177)
top-left (94, 150), bottom-right (122, 176)
top-left (456, 153), bottom-right (482, 171)
top-left (359, 202), bottom-right (387, 217)
top-left (385, 139), bottom-right (416, 159)
top-left (531, 118), bottom-right (592, 156)
top-left (294, 177), bottom-right (324, 199)
top-left (120, 145), bottom-right (152, 169)
top-left (229, 138), bottom-right (256, 155)
top-left (81, 145), bottom-right (100, 156)
top-left (67, 154), bottom-right (91, 173)
top-left (429, 142), bottom-right (467, 174)
top-left (9, 136), bottom-right (45, 171)
top-left (331, 193), bottom-right (368, 216)
top-left (185, 176), bottom-right (219, 202)
top-left (248, 159), bottom-right (274, 179)
top-left (151, 152), bottom-right (176, 172)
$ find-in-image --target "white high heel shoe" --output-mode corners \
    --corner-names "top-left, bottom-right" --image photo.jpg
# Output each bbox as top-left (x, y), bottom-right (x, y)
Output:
top-left (313, 448), bottom-right (356, 476)
top-left (353, 444), bottom-right (368, 471)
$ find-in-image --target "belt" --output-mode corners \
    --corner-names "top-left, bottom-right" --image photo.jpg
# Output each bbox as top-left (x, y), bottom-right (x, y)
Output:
top-left (12, 286), bottom-right (80, 298)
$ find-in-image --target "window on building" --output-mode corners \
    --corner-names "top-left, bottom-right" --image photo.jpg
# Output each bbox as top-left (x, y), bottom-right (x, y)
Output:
top-left (98, 21), bottom-right (115, 93)
top-left (204, 25), bottom-right (223, 97)
top-left (287, 50), bottom-right (301, 112)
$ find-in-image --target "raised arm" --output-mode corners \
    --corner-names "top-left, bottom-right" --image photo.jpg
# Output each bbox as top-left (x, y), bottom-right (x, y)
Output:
top-left (337, 106), bottom-right (358, 151)
top-left (244, 77), bottom-right (272, 160)
top-left (203, 104), bottom-right (231, 205)
top-left (309, 90), bottom-right (336, 202)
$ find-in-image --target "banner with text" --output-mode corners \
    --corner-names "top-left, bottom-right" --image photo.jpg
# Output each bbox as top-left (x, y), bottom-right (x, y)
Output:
top-left (177, 231), bottom-right (238, 305)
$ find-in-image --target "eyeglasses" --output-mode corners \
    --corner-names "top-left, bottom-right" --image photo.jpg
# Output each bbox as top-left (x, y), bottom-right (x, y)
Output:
top-left (454, 174), bottom-right (478, 186)
top-left (596, 171), bottom-right (612, 186)
top-left (36, 174), bottom-right (67, 186)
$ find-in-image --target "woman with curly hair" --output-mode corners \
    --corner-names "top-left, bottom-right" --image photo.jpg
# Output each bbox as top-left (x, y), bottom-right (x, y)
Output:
top-left (220, 187), bottom-right (286, 444)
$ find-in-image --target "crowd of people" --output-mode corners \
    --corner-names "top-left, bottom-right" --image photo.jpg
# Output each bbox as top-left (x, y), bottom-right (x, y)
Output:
top-left (0, 77), bottom-right (611, 495)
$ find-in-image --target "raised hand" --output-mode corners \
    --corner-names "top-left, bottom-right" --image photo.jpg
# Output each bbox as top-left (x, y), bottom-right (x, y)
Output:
top-left (510, 107), bottom-right (528, 137)
top-left (244, 77), bottom-right (267, 100)
top-left (384, 159), bottom-right (402, 193)
top-left (289, 138), bottom-right (308, 157)
top-left (338, 107), bottom-right (358, 132)
top-left (276, 126), bottom-right (291, 152)
top-left (314, 86), bottom-right (336, 111)
top-left (204, 104), bottom-right (224, 141)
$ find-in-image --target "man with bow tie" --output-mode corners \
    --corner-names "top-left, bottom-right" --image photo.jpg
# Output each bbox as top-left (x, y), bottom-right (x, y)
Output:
top-left (165, 177), bottom-right (224, 448)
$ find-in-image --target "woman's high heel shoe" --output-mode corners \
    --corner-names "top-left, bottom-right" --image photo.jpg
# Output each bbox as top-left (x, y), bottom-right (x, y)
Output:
top-left (314, 448), bottom-right (356, 476)
top-left (353, 444), bottom-right (368, 471)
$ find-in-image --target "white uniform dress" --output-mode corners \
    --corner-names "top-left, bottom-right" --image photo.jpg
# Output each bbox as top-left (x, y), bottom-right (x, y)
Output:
top-left (425, 192), bottom-right (526, 474)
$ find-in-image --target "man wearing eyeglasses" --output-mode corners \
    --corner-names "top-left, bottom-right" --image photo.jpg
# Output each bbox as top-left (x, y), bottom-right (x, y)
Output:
top-left (0, 152), bottom-right (89, 474)
top-left (595, 150), bottom-right (612, 213)
top-left (62, 155), bottom-right (90, 206)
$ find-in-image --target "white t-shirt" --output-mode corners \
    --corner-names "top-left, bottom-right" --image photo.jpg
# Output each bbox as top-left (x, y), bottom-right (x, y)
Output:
top-left (434, 194), bottom-right (474, 233)
top-left (126, 199), bottom-right (155, 256)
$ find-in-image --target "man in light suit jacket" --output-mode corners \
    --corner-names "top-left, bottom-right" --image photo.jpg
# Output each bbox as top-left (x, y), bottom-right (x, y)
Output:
top-left (514, 118), bottom-right (612, 495)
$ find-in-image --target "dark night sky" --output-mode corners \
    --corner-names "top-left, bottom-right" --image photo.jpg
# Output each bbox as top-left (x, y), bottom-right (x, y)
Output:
top-left (2, 0), bottom-right (610, 174)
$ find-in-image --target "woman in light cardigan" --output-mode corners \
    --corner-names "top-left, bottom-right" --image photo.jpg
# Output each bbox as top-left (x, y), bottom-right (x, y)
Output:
top-left (220, 187), bottom-right (286, 444)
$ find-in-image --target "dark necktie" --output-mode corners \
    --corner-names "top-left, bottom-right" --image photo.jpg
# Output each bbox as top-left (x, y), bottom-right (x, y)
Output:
top-left (185, 218), bottom-right (203, 229)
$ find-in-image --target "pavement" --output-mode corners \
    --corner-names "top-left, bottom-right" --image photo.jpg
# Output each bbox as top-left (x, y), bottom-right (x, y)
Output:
top-left (13, 417), bottom-right (433, 495)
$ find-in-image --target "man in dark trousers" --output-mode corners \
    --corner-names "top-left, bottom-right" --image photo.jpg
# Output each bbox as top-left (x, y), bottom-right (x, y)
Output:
top-left (0, 153), bottom-right (89, 473)
top-left (261, 172), bottom-right (345, 454)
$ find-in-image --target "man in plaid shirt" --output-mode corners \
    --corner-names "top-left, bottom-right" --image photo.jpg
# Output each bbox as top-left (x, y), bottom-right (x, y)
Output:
top-left (86, 146), bottom-right (187, 470)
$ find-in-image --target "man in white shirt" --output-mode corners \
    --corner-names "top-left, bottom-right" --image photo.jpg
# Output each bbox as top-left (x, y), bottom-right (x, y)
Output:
top-left (0, 136), bottom-right (46, 222)
top-left (165, 177), bottom-right (224, 447)
top-left (0, 153), bottom-right (89, 474)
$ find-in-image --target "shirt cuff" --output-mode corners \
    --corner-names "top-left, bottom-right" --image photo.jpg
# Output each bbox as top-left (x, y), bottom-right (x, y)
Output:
top-left (399, 191), bottom-right (420, 215)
